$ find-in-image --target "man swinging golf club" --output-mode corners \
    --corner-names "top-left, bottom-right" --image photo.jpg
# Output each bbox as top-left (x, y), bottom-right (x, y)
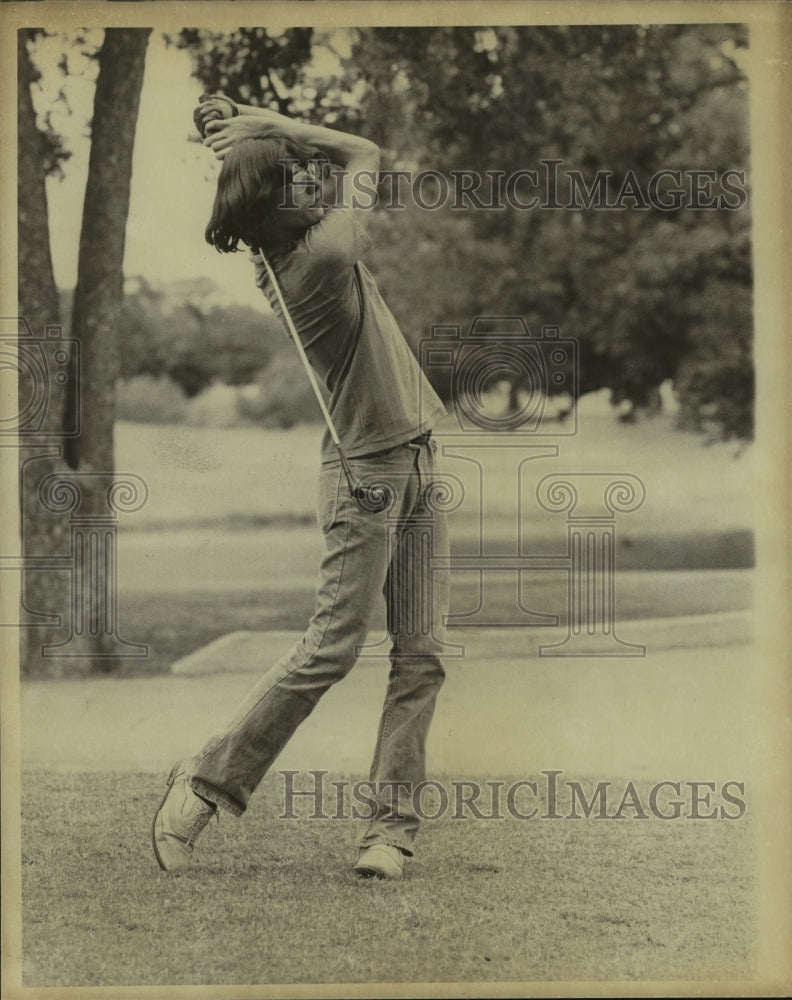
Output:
top-left (152, 95), bottom-right (449, 880)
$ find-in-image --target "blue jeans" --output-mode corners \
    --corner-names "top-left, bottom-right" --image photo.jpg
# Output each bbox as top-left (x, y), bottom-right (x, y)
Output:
top-left (190, 436), bottom-right (449, 856)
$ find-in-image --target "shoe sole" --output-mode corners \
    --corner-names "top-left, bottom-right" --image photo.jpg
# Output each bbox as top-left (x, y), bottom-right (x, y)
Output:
top-left (353, 857), bottom-right (404, 880)
top-left (353, 866), bottom-right (403, 880)
top-left (352, 864), bottom-right (377, 878)
top-left (151, 761), bottom-right (182, 872)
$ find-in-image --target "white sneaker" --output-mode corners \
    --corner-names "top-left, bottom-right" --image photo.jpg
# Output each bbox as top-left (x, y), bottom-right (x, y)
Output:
top-left (152, 760), bottom-right (216, 872)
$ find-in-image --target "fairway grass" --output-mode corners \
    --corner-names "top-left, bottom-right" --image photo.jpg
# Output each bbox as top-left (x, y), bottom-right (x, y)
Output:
top-left (21, 771), bottom-right (755, 988)
top-left (115, 566), bottom-right (752, 677)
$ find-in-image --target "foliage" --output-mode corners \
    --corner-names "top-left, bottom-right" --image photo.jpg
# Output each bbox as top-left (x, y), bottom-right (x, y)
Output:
top-left (173, 27), bottom-right (312, 110)
top-left (115, 375), bottom-right (189, 424)
top-left (170, 27), bottom-right (364, 129)
top-left (178, 23), bottom-right (753, 440)
top-left (351, 24), bottom-right (752, 439)
top-left (115, 277), bottom-right (282, 396)
top-left (66, 273), bottom-right (323, 429)
top-left (236, 350), bottom-right (324, 429)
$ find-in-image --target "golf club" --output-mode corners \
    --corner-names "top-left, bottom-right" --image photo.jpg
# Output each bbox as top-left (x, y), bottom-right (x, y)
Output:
top-left (256, 249), bottom-right (392, 514)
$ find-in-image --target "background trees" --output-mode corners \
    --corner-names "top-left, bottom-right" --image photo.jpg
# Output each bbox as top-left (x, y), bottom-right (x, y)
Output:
top-left (17, 27), bottom-right (150, 674)
top-left (63, 28), bottom-right (151, 475)
top-left (17, 29), bottom-right (70, 676)
top-left (363, 24), bottom-right (752, 437)
top-left (175, 23), bottom-right (752, 439)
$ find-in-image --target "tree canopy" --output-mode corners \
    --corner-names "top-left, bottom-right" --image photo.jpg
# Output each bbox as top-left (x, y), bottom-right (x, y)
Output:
top-left (176, 23), bottom-right (753, 440)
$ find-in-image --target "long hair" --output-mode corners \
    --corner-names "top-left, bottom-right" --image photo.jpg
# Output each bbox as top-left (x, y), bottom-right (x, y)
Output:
top-left (205, 135), bottom-right (325, 254)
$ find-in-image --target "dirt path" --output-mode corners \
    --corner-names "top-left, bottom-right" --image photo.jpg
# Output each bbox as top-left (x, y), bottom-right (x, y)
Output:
top-left (21, 622), bottom-right (759, 784)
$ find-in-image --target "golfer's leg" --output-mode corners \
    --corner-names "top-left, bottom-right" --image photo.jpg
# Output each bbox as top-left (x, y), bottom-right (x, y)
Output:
top-left (361, 448), bottom-right (450, 856)
top-left (189, 464), bottom-right (400, 815)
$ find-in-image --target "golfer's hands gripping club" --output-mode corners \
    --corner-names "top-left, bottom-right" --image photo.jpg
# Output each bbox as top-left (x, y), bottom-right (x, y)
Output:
top-left (193, 93), bottom-right (239, 140)
top-left (201, 107), bottom-right (298, 160)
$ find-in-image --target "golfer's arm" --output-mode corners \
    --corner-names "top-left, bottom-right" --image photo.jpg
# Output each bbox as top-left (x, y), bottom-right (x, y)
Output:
top-left (236, 105), bottom-right (380, 177)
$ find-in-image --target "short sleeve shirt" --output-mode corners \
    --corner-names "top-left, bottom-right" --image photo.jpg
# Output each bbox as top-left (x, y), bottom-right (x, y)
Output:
top-left (252, 209), bottom-right (446, 459)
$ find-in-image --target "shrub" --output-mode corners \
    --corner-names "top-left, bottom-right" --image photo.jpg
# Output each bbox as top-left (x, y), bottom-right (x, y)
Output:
top-left (115, 376), bottom-right (188, 424)
top-left (185, 382), bottom-right (242, 428)
top-left (236, 353), bottom-right (324, 429)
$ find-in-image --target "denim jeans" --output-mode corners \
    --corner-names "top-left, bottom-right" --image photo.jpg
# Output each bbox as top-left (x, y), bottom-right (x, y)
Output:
top-left (190, 436), bottom-right (449, 856)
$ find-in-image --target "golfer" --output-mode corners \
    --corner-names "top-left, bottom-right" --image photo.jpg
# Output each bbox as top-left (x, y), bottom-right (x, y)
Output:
top-left (152, 97), bottom-right (449, 880)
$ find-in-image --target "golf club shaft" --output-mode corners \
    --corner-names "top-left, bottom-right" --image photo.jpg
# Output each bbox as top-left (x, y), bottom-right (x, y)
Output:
top-left (257, 249), bottom-right (358, 490)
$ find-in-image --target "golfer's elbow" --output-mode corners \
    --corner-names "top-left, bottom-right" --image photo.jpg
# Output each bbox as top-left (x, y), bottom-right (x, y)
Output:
top-left (345, 138), bottom-right (380, 186)
top-left (356, 137), bottom-right (380, 172)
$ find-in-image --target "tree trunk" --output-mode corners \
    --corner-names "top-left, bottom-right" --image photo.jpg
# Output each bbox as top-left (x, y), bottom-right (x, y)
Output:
top-left (17, 29), bottom-right (70, 676)
top-left (67, 28), bottom-right (151, 474)
top-left (63, 27), bottom-right (151, 670)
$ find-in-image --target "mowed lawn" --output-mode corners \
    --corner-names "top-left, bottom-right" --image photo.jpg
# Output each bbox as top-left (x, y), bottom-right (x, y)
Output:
top-left (15, 414), bottom-right (758, 992)
top-left (21, 771), bottom-right (755, 988)
top-left (115, 410), bottom-right (754, 544)
top-left (115, 566), bottom-right (753, 676)
top-left (104, 413), bottom-right (755, 675)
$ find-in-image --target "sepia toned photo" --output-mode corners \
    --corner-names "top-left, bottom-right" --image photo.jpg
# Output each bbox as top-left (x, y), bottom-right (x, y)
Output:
top-left (1, 1), bottom-right (790, 997)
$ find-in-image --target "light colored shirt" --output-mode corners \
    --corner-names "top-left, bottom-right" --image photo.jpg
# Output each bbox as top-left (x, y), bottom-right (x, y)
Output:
top-left (252, 208), bottom-right (446, 459)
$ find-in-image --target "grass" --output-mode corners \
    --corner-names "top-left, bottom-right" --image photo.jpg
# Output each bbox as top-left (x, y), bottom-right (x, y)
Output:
top-left (21, 771), bottom-right (755, 988)
top-left (16, 414), bottom-right (759, 990)
top-left (73, 412), bottom-right (754, 677)
top-left (105, 564), bottom-right (752, 676)
top-left (116, 414), bottom-right (754, 538)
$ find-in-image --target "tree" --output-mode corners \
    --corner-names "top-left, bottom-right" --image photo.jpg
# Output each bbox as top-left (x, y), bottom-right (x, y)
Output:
top-left (17, 28), bottom-right (151, 675)
top-left (176, 23), bottom-right (753, 439)
top-left (172, 27), bottom-right (363, 129)
top-left (64, 28), bottom-right (151, 475)
top-left (17, 29), bottom-right (70, 675)
top-left (350, 24), bottom-right (753, 438)
top-left (174, 28), bottom-right (314, 115)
